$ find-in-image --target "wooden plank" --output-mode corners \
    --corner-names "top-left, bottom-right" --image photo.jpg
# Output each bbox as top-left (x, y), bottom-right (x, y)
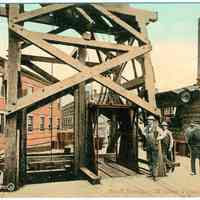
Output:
top-left (21, 60), bottom-right (59, 84)
top-left (80, 167), bottom-right (101, 184)
top-left (76, 7), bottom-right (94, 24)
top-left (122, 77), bottom-right (144, 90)
top-left (104, 5), bottom-right (157, 22)
top-left (21, 54), bottom-right (98, 66)
top-left (98, 160), bottom-right (126, 177)
top-left (13, 4), bottom-right (73, 23)
top-left (22, 54), bottom-right (63, 64)
top-left (27, 168), bottom-right (68, 174)
top-left (91, 4), bottom-right (148, 44)
top-left (27, 31), bottom-right (134, 52)
top-left (106, 161), bottom-right (136, 176)
top-left (28, 160), bottom-right (70, 165)
top-left (0, 5), bottom-right (158, 24)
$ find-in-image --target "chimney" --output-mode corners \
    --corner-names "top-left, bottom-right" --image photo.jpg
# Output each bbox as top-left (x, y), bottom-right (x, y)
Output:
top-left (197, 18), bottom-right (200, 85)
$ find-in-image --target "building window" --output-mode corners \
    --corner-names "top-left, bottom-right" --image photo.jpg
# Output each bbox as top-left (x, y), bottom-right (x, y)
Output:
top-left (0, 77), bottom-right (4, 97)
top-left (57, 99), bottom-right (60, 109)
top-left (0, 113), bottom-right (4, 134)
top-left (27, 86), bottom-right (33, 95)
top-left (27, 115), bottom-right (33, 132)
top-left (48, 117), bottom-right (52, 130)
top-left (40, 116), bottom-right (45, 131)
top-left (57, 118), bottom-right (60, 130)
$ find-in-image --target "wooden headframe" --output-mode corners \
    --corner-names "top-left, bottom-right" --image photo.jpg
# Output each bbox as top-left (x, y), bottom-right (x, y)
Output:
top-left (0, 4), bottom-right (160, 116)
top-left (0, 3), bottom-right (160, 188)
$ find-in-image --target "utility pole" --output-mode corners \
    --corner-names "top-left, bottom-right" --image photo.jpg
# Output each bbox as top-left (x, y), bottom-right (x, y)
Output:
top-left (197, 18), bottom-right (200, 85)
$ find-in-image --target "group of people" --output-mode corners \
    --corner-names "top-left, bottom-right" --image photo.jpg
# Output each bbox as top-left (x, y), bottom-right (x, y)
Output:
top-left (142, 115), bottom-right (200, 181)
top-left (141, 115), bottom-right (174, 181)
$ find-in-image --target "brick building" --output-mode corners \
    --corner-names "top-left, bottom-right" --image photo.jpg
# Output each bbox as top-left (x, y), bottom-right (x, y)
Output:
top-left (61, 91), bottom-right (109, 151)
top-left (0, 57), bottom-right (62, 152)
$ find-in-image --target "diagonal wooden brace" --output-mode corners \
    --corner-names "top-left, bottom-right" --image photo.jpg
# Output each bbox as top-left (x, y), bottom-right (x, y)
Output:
top-left (7, 24), bottom-right (159, 116)
top-left (91, 4), bottom-right (148, 44)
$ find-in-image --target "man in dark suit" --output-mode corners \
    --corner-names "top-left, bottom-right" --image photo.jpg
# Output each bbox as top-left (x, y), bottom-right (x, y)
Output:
top-left (185, 122), bottom-right (200, 175)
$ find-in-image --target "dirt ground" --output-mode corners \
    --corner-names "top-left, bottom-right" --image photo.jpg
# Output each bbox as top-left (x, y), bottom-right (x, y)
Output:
top-left (0, 155), bottom-right (200, 197)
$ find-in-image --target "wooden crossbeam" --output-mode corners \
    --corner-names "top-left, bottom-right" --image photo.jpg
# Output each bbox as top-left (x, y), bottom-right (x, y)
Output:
top-left (22, 54), bottom-right (63, 64)
top-left (13, 4), bottom-right (73, 23)
top-left (76, 7), bottom-right (94, 24)
top-left (91, 4), bottom-right (148, 44)
top-left (0, 4), bottom-right (157, 25)
top-left (21, 59), bottom-right (59, 83)
top-left (122, 77), bottom-right (144, 90)
top-left (80, 167), bottom-right (100, 184)
top-left (104, 5), bottom-right (158, 22)
top-left (21, 54), bottom-right (99, 66)
top-left (29, 31), bottom-right (133, 52)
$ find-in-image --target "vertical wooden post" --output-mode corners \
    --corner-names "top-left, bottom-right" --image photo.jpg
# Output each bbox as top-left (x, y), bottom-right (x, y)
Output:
top-left (4, 4), bottom-right (21, 189)
top-left (136, 17), bottom-right (156, 107)
top-left (73, 32), bottom-right (88, 175)
top-left (132, 109), bottom-right (139, 171)
top-left (74, 88), bottom-right (79, 176)
top-left (79, 82), bottom-right (86, 167)
top-left (18, 109), bottom-right (27, 186)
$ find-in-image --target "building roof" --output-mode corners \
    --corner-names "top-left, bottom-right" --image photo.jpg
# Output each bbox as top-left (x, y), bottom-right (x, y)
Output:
top-left (157, 84), bottom-right (200, 96)
top-left (0, 55), bottom-right (52, 85)
top-left (156, 84), bottom-right (200, 107)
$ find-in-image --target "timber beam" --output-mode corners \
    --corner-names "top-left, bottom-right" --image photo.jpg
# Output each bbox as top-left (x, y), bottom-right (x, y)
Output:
top-left (80, 167), bottom-right (101, 184)
top-left (122, 77), bottom-right (144, 90)
top-left (21, 59), bottom-right (59, 84)
top-left (13, 4), bottom-right (73, 23)
top-left (21, 54), bottom-right (99, 66)
top-left (21, 32), bottom-right (134, 52)
top-left (103, 5), bottom-right (158, 23)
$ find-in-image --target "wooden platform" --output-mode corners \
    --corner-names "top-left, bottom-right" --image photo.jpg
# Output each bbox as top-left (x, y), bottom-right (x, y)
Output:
top-left (27, 153), bottom-right (73, 173)
top-left (98, 159), bottom-right (136, 178)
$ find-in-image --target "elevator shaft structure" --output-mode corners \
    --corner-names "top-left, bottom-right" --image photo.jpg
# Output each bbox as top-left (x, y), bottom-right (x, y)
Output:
top-left (0, 3), bottom-right (160, 190)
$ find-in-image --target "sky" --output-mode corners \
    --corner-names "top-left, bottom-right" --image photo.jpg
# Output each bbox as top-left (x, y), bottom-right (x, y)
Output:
top-left (133, 3), bottom-right (200, 91)
top-left (0, 3), bottom-right (200, 92)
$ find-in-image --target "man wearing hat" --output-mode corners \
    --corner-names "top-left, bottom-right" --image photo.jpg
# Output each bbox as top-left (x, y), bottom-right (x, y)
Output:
top-left (161, 121), bottom-right (174, 173)
top-left (185, 121), bottom-right (200, 175)
top-left (142, 115), bottom-right (165, 181)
